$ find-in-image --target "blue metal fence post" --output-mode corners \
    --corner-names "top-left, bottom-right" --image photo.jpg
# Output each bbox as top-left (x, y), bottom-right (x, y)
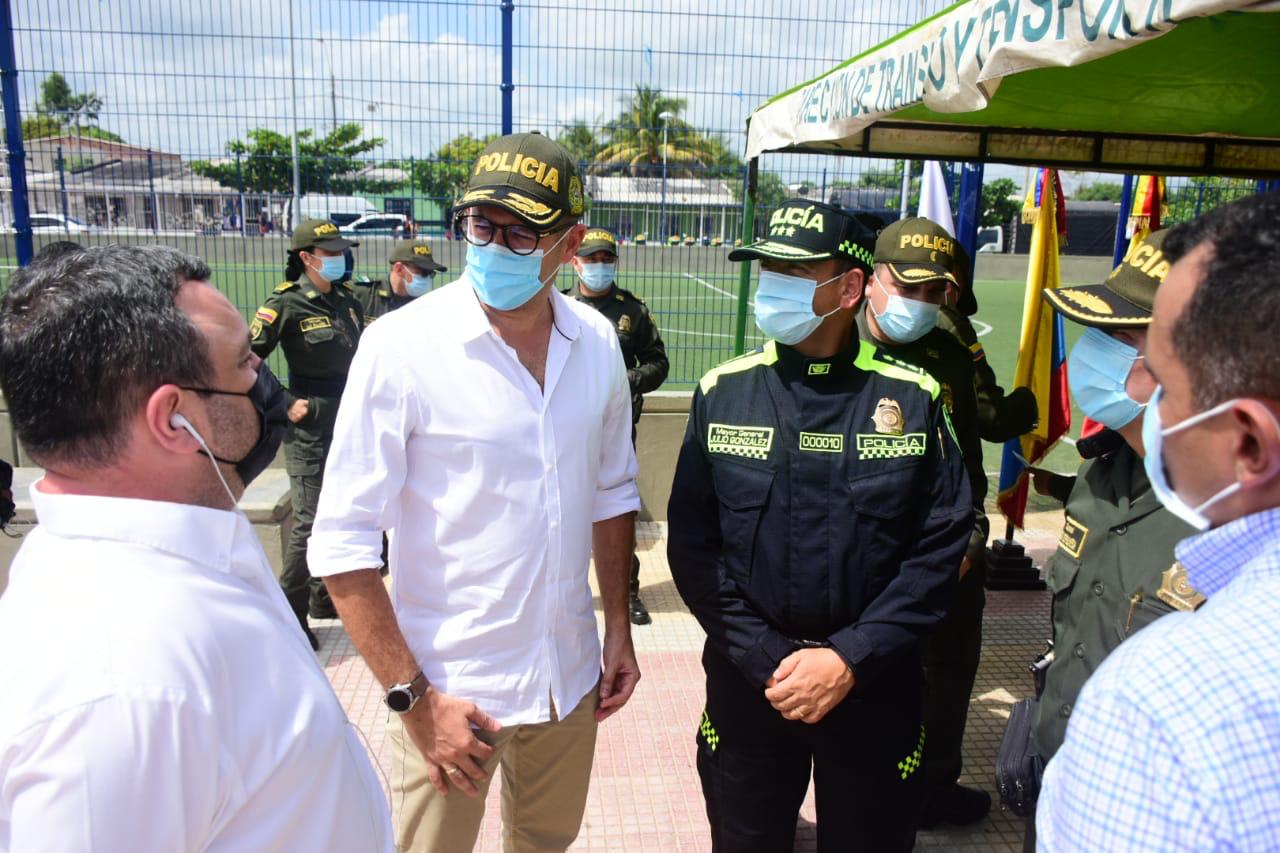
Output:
top-left (1111, 174), bottom-right (1135, 267)
top-left (1, 0), bottom-right (33, 266)
top-left (500, 0), bottom-right (514, 135)
top-left (235, 152), bottom-right (246, 237)
top-left (954, 162), bottom-right (984, 274)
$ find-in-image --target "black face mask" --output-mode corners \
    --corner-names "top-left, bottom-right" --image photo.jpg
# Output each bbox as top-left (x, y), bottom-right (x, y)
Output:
top-left (182, 364), bottom-right (288, 487)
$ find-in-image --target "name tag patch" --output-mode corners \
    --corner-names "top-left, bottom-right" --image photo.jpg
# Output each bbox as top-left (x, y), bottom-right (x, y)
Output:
top-left (299, 316), bottom-right (332, 333)
top-left (807, 363), bottom-right (830, 376)
top-left (1058, 515), bottom-right (1088, 558)
top-left (708, 423), bottom-right (774, 460)
top-left (855, 433), bottom-right (925, 460)
top-left (799, 432), bottom-right (843, 453)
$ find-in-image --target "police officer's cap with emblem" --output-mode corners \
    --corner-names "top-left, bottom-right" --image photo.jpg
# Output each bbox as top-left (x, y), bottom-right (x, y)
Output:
top-left (727, 198), bottom-right (875, 271)
top-left (389, 240), bottom-right (447, 273)
top-left (454, 131), bottom-right (586, 231)
top-left (1043, 229), bottom-right (1170, 328)
top-left (874, 217), bottom-right (960, 287)
top-left (576, 228), bottom-right (618, 258)
top-left (291, 217), bottom-right (359, 252)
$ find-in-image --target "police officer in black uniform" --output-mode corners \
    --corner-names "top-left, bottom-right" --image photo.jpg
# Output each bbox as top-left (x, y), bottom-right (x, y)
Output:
top-left (351, 240), bottom-right (447, 325)
top-left (859, 217), bottom-right (994, 826)
top-left (250, 218), bottom-right (364, 649)
top-left (566, 227), bottom-right (669, 625)
top-left (668, 199), bottom-right (972, 852)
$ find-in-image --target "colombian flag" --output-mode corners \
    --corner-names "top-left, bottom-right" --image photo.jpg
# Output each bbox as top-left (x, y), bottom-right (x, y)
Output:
top-left (1127, 175), bottom-right (1166, 254)
top-left (997, 169), bottom-right (1072, 528)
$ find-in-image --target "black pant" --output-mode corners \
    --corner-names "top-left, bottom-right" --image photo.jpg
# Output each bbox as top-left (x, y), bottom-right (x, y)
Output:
top-left (280, 397), bottom-right (338, 625)
top-left (697, 644), bottom-right (924, 853)
top-left (921, 556), bottom-right (986, 790)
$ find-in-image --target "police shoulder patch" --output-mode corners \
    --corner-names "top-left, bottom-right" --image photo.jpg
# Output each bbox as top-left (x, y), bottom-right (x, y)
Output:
top-left (274, 281), bottom-right (298, 293)
top-left (249, 319), bottom-right (263, 339)
top-left (255, 306), bottom-right (279, 324)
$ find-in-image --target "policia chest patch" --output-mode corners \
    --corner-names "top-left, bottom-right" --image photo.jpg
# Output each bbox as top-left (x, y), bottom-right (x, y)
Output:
top-left (855, 433), bottom-right (926, 460)
top-left (707, 424), bottom-right (774, 460)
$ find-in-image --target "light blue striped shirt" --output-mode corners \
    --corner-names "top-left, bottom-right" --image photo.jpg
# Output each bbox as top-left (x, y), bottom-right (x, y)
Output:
top-left (1038, 506), bottom-right (1280, 852)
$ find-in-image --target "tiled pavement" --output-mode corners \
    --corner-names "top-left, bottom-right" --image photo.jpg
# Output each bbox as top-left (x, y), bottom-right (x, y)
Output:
top-left (317, 512), bottom-right (1065, 853)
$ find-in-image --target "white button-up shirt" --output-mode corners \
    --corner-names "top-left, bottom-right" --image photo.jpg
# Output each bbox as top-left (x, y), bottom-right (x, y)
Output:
top-left (309, 276), bottom-right (640, 726)
top-left (0, 485), bottom-right (392, 853)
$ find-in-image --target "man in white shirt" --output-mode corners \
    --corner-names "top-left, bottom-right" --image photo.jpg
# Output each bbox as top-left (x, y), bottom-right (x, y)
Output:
top-left (310, 132), bottom-right (642, 852)
top-left (0, 245), bottom-right (392, 852)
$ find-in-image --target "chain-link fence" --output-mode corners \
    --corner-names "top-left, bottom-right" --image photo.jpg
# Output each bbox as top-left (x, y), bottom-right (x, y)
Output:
top-left (0, 1), bottom-right (1272, 384)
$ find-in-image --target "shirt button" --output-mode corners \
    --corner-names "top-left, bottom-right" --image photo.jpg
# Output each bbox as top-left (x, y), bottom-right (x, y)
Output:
top-left (1092, 582), bottom-right (1105, 596)
top-left (1074, 643), bottom-right (1086, 658)
top-left (1114, 524), bottom-right (1128, 535)
top-left (1060, 704), bottom-right (1072, 719)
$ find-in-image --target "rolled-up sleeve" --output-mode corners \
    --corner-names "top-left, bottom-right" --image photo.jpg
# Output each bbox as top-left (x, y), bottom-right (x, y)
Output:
top-left (309, 330), bottom-right (413, 577)
top-left (592, 333), bottom-right (641, 522)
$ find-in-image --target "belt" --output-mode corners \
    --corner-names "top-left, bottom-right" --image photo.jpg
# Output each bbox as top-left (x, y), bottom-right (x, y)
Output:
top-left (288, 373), bottom-right (347, 399)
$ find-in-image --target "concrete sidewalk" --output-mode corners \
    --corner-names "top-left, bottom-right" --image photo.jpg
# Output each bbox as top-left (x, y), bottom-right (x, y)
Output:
top-left (319, 514), bottom-right (1064, 853)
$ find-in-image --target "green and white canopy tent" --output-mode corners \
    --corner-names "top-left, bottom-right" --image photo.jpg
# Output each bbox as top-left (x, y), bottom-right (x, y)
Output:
top-left (730, 0), bottom-right (1280, 349)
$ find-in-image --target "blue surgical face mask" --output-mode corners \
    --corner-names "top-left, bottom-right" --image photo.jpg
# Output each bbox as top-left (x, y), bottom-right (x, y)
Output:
top-left (466, 229), bottom-right (570, 311)
top-left (313, 254), bottom-right (346, 283)
top-left (578, 262), bottom-right (616, 293)
top-left (1068, 327), bottom-right (1146, 429)
top-left (406, 273), bottom-right (433, 298)
top-left (870, 272), bottom-right (941, 343)
top-left (753, 269), bottom-right (841, 346)
top-left (1141, 386), bottom-right (1272, 532)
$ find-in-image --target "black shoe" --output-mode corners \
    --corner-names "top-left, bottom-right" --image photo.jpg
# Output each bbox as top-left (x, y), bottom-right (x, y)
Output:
top-left (303, 624), bottom-right (320, 652)
top-left (629, 595), bottom-right (652, 625)
top-left (921, 783), bottom-right (991, 828)
top-left (309, 599), bottom-right (338, 620)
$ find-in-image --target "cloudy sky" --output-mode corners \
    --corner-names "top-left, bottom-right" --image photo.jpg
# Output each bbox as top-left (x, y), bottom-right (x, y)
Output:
top-left (13, 0), bottom-right (1089, 191)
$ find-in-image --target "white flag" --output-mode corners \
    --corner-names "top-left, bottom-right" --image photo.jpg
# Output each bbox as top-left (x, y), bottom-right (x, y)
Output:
top-left (917, 161), bottom-right (955, 238)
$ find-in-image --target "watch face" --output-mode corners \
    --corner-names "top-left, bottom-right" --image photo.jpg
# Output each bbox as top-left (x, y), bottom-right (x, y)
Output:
top-left (386, 688), bottom-right (412, 713)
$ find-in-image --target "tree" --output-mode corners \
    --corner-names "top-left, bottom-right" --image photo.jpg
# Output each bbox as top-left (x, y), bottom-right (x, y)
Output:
top-left (556, 123), bottom-right (602, 166)
top-left (1075, 182), bottom-right (1123, 202)
top-left (191, 123), bottom-right (391, 194)
top-left (407, 133), bottom-right (499, 204)
top-left (981, 177), bottom-right (1021, 227)
top-left (24, 72), bottom-right (121, 141)
top-left (728, 170), bottom-right (788, 209)
top-left (594, 86), bottom-right (730, 178)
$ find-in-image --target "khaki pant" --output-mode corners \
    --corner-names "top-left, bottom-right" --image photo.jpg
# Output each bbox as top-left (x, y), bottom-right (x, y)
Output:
top-left (388, 688), bottom-right (600, 853)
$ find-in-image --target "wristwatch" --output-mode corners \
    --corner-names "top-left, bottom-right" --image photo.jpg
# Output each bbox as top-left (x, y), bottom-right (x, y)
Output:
top-left (384, 670), bottom-right (429, 714)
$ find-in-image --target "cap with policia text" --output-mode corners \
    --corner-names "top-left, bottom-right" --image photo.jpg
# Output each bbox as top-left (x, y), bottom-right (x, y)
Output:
top-left (455, 132), bottom-right (586, 230)
top-left (390, 240), bottom-right (447, 273)
top-left (1043, 229), bottom-right (1170, 327)
top-left (727, 199), bottom-right (875, 269)
top-left (576, 228), bottom-right (618, 257)
top-left (291, 218), bottom-right (359, 252)
top-left (874, 217), bottom-right (959, 286)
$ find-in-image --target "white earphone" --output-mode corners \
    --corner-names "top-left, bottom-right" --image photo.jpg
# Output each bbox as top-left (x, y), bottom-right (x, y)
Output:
top-left (172, 412), bottom-right (238, 508)
top-left (170, 412), bottom-right (195, 434)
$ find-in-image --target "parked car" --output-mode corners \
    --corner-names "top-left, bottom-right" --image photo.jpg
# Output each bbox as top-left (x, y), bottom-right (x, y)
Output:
top-left (7, 213), bottom-right (92, 233)
top-left (341, 213), bottom-right (410, 237)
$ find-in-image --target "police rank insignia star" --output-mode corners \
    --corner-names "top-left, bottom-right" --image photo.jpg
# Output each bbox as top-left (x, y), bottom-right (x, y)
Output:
top-left (872, 398), bottom-right (904, 435)
top-left (617, 315), bottom-right (632, 333)
top-left (1156, 562), bottom-right (1207, 612)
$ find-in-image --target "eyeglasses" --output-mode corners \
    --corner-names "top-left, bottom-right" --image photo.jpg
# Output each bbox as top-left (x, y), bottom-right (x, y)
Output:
top-left (457, 213), bottom-right (558, 256)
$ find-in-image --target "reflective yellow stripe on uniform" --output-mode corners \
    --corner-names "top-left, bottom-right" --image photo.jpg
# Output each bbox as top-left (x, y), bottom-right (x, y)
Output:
top-left (699, 341), bottom-right (780, 394)
top-left (853, 340), bottom-right (941, 400)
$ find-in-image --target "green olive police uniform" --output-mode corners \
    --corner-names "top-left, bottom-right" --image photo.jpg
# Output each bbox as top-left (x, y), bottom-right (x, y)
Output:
top-left (863, 218), bottom-right (991, 825)
top-left (936, 306), bottom-right (1039, 443)
top-left (1019, 228), bottom-right (1203, 846)
top-left (669, 201), bottom-right (972, 851)
top-left (565, 228), bottom-right (669, 623)
top-left (353, 240), bottom-right (447, 324)
top-left (251, 218), bottom-right (363, 639)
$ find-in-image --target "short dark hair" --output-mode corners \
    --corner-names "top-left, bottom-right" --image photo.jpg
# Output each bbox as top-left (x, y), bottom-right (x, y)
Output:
top-left (0, 244), bottom-right (215, 468)
top-left (1162, 192), bottom-right (1280, 409)
top-left (32, 241), bottom-right (83, 265)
